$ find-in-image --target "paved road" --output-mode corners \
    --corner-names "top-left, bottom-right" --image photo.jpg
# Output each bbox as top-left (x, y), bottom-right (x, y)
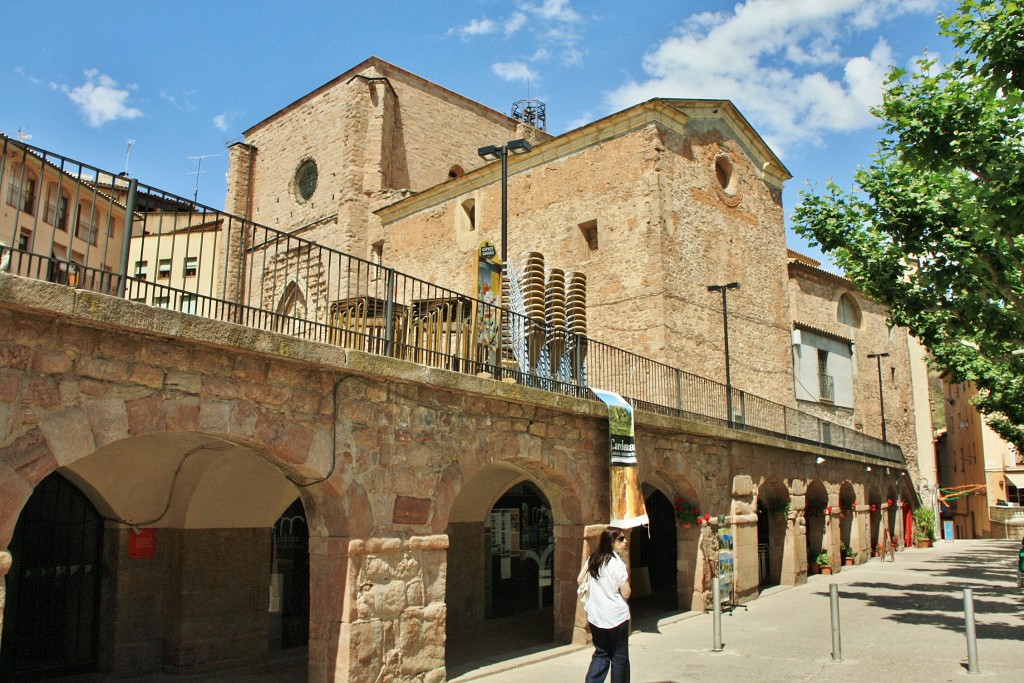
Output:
top-left (453, 539), bottom-right (1024, 682)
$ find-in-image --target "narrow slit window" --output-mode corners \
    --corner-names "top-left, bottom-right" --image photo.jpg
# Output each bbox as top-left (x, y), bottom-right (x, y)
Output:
top-left (579, 219), bottom-right (598, 259)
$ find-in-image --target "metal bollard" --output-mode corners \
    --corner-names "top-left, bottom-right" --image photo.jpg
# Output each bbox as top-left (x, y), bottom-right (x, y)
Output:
top-left (829, 583), bottom-right (842, 662)
top-left (963, 588), bottom-right (980, 674)
top-left (712, 576), bottom-right (723, 652)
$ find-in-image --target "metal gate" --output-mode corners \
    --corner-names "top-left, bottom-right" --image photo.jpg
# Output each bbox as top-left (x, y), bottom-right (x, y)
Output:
top-left (1, 472), bottom-right (104, 679)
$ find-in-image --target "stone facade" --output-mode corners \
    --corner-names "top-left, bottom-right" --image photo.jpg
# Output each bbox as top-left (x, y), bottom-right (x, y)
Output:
top-left (0, 275), bottom-right (918, 680)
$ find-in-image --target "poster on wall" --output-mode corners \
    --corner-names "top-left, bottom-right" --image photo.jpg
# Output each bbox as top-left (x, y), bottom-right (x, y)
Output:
top-left (475, 240), bottom-right (502, 368)
top-left (591, 388), bottom-right (648, 528)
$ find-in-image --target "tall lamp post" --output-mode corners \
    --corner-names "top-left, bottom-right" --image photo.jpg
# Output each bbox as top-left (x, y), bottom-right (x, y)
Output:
top-left (707, 282), bottom-right (740, 427)
top-left (477, 139), bottom-right (533, 267)
top-left (867, 352), bottom-right (890, 446)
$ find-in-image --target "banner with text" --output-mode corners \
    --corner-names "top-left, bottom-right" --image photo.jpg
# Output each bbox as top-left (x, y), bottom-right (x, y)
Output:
top-left (592, 388), bottom-right (648, 529)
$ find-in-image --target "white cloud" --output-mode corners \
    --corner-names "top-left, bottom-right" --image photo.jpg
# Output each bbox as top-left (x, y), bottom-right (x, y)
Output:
top-left (213, 113), bottom-right (230, 131)
top-left (492, 61), bottom-right (539, 83)
top-left (604, 0), bottom-right (939, 155)
top-left (506, 12), bottom-right (528, 36)
top-left (56, 69), bottom-right (142, 127)
top-left (456, 18), bottom-right (497, 39)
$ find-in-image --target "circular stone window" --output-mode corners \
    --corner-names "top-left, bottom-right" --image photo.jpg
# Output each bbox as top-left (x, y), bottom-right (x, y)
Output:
top-left (295, 159), bottom-right (318, 202)
top-left (715, 155), bottom-right (737, 195)
top-left (713, 153), bottom-right (742, 206)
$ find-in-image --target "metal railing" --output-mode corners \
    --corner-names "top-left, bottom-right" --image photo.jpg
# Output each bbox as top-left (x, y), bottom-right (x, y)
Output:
top-left (0, 136), bottom-right (905, 465)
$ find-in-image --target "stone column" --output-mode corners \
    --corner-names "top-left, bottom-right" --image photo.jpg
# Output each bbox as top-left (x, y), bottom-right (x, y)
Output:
top-left (572, 524), bottom-right (605, 645)
top-left (0, 548), bottom-right (11, 655)
top-left (676, 524), bottom-right (700, 611)
top-left (309, 535), bottom-right (448, 683)
top-left (552, 523), bottom-right (584, 643)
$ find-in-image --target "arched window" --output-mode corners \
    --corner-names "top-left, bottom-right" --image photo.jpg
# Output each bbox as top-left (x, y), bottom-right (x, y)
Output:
top-left (457, 198), bottom-right (476, 233)
top-left (837, 293), bottom-right (861, 327)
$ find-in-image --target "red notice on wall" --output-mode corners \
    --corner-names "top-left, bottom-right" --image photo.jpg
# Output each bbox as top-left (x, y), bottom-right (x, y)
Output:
top-left (129, 528), bottom-right (155, 558)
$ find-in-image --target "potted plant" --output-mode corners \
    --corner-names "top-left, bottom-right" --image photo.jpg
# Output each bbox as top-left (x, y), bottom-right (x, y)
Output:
top-left (913, 506), bottom-right (936, 548)
top-left (675, 498), bottom-right (701, 528)
top-left (815, 551), bottom-right (834, 575)
top-left (841, 542), bottom-right (855, 565)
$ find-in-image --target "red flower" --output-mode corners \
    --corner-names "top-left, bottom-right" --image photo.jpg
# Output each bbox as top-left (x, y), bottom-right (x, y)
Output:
top-left (887, 498), bottom-right (895, 507)
top-left (826, 505), bottom-right (833, 514)
top-left (871, 504), bottom-right (878, 512)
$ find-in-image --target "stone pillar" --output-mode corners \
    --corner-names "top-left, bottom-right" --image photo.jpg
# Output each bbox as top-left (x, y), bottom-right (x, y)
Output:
top-left (676, 524), bottom-right (700, 611)
top-left (309, 535), bottom-right (448, 683)
top-left (0, 548), bottom-right (11, 655)
top-left (572, 524), bottom-right (605, 645)
top-left (553, 523), bottom-right (584, 643)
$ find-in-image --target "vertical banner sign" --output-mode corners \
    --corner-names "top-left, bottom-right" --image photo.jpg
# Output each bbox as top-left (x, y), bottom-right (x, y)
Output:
top-left (592, 388), bottom-right (649, 528)
top-left (475, 241), bottom-right (502, 368)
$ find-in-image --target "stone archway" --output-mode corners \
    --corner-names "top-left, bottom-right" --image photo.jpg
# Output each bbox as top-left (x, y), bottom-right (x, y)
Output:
top-left (0, 425), bottom-right (343, 680)
top-left (867, 485), bottom-right (883, 556)
top-left (628, 484), bottom-right (679, 620)
top-left (443, 462), bottom-right (582, 677)
top-left (805, 480), bottom-right (829, 573)
top-left (838, 481), bottom-right (857, 563)
top-left (755, 478), bottom-right (791, 588)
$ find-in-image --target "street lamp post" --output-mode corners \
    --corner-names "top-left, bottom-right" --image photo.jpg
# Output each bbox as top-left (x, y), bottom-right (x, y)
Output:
top-left (707, 282), bottom-right (740, 427)
top-left (477, 139), bottom-right (533, 267)
top-left (867, 352), bottom-right (890, 446)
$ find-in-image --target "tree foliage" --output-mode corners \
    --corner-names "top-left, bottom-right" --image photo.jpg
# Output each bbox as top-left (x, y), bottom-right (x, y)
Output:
top-left (793, 0), bottom-right (1024, 449)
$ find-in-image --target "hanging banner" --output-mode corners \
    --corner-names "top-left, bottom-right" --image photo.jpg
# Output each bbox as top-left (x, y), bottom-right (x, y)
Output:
top-left (592, 388), bottom-right (648, 528)
top-left (475, 241), bottom-right (502, 368)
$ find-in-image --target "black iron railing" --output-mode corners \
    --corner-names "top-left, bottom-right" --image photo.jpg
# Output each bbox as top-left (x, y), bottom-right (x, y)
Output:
top-left (0, 136), bottom-right (905, 464)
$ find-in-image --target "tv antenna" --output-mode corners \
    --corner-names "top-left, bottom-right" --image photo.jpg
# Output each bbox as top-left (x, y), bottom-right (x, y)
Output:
top-left (187, 154), bottom-right (221, 204)
top-left (124, 139), bottom-right (135, 174)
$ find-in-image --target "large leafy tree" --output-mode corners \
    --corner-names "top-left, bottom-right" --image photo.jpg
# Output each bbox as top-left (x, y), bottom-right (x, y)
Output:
top-left (793, 0), bottom-right (1024, 450)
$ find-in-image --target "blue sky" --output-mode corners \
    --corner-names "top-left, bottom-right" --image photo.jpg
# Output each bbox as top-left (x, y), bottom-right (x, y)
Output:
top-left (1, 0), bottom-right (955, 269)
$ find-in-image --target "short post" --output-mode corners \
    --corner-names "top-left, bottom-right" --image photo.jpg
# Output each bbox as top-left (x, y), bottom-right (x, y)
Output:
top-left (712, 576), bottom-right (723, 652)
top-left (829, 583), bottom-right (842, 662)
top-left (963, 588), bottom-right (980, 673)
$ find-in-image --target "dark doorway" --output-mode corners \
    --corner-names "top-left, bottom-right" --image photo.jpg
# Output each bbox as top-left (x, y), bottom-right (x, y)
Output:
top-left (629, 490), bottom-right (678, 618)
top-left (1, 471), bottom-right (104, 679)
top-left (270, 498), bottom-right (309, 650)
top-left (485, 482), bottom-right (553, 619)
top-left (756, 499), bottom-right (772, 587)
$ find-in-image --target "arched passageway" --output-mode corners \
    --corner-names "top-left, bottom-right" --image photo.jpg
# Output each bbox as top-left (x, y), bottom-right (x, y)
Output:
top-left (1, 433), bottom-right (312, 680)
top-left (838, 482), bottom-right (857, 563)
top-left (867, 486), bottom-right (883, 556)
top-left (629, 488), bottom-right (678, 620)
top-left (445, 467), bottom-right (567, 677)
top-left (804, 480), bottom-right (829, 573)
top-left (755, 479), bottom-right (791, 589)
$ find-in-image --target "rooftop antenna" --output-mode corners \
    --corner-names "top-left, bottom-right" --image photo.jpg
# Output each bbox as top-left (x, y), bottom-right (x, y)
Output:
top-left (187, 154), bottom-right (221, 204)
top-left (124, 139), bottom-right (135, 174)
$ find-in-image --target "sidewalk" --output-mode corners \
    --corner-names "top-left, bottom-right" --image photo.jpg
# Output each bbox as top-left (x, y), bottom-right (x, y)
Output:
top-left (452, 539), bottom-right (1024, 682)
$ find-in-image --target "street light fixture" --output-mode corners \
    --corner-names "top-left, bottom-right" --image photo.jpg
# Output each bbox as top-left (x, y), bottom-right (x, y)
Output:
top-left (707, 282), bottom-right (740, 427)
top-left (867, 352), bottom-right (890, 446)
top-left (477, 138), bottom-right (533, 267)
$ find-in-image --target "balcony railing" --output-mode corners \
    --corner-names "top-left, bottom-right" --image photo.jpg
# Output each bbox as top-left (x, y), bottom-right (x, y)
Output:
top-left (0, 136), bottom-right (906, 465)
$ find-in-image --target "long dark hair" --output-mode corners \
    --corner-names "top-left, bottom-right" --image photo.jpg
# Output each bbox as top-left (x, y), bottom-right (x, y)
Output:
top-left (588, 526), bottom-right (625, 579)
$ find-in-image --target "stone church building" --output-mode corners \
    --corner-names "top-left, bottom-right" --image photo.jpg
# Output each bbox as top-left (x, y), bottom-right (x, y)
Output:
top-left (0, 57), bottom-right (934, 681)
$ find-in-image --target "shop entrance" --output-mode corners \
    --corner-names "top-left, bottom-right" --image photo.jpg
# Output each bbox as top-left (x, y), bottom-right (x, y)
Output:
top-left (629, 489), bottom-right (677, 617)
top-left (1, 472), bottom-right (104, 679)
top-left (485, 481), bottom-right (554, 619)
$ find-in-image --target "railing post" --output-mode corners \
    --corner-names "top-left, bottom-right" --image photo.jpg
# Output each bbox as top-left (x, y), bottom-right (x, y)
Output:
top-left (383, 268), bottom-right (396, 357)
top-left (675, 367), bottom-right (683, 418)
top-left (116, 177), bottom-right (138, 299)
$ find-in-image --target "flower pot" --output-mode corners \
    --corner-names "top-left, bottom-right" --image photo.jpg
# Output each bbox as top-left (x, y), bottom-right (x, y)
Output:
top-left (916, 538), bottom-right (933, 549)
top-left (681, 522), bottom-right (691, 529)
top-left (821, 566), bottom-right (833, 575)
top-left (844, 557), bottom-right (855, 566)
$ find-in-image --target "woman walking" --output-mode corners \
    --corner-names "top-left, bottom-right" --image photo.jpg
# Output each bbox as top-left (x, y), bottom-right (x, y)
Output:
top-left (583, 526), bottom-right (632, 683)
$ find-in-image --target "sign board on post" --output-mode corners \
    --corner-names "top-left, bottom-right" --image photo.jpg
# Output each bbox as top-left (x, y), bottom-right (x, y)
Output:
top-left (474, 241), bottom-right (502, 370)
top-left (943, 520), bottom-right (955, 542)
top-left (717, 527), bottom-right (734, 611)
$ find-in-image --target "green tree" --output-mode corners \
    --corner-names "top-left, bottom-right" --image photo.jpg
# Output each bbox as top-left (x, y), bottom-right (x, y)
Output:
top-left (793, 0), bottom-right (1024, 450)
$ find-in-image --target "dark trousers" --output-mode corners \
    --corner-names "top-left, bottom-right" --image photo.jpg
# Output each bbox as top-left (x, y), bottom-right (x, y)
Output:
top-left (585, 620), bottom-right (630, 683)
